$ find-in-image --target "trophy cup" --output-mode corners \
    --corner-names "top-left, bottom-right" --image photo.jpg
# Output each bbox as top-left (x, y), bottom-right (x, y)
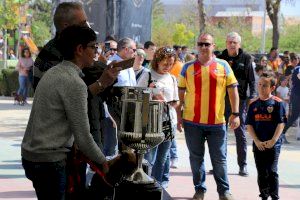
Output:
top-left (118, 87), bottom-right (165, 183)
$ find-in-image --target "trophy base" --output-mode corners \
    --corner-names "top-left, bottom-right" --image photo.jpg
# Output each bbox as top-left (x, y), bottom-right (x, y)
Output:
top-left (114, 180), bottom-right (163, 200)
top-left (127, 167), bottom-right (154, 184)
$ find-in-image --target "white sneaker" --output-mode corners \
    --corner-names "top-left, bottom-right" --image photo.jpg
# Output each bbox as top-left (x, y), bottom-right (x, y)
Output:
top-left (170, 158), bottom-right (178, 168)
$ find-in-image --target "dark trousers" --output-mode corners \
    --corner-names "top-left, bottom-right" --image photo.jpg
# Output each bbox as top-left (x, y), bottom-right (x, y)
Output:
top-left (22, 158), bottom-right (67, 200)
top-left (253, 144), bottom-right (281, 200)
top-left (88, 95), bottom-right (104, 149)
top-left (225, 97), bottom-right (247, 168)
top-left (282, 95), bottom-right (300, 134)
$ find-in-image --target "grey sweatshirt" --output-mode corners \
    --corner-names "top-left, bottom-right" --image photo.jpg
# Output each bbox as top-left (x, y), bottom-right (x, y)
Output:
top-left (21, 60), bottom-right (106, 165)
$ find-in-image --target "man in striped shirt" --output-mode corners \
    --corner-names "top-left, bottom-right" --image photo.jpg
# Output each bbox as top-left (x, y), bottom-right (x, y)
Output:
top-left (177, 33), bottom-right (240, 200)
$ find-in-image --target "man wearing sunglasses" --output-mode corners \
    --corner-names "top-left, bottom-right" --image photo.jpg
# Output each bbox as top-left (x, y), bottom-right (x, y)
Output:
top-left (177, 33), bottom-right (239, 200)
top-left (218, 32), bottom-right (255, 177)
top-left (22, 25), bottom-right (112, 200)
top-left (33, 2), bottom-right (119, 94)
top-left (108, 37), bottom-right (137, 86)
top-left (30, 2), bottom-right (121, 198)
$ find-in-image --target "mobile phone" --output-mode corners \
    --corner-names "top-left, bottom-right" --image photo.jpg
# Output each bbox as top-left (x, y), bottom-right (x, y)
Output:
top-left (112, 58), bottom-right (135, 70)
top-left (104, 42), bottom-right (110, 52)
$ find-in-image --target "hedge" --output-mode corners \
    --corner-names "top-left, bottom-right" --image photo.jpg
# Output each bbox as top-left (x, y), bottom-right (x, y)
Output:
top-left (0, 68), bottom-right (33, 97)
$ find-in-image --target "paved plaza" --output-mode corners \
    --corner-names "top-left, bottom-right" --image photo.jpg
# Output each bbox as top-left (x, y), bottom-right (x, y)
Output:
top-left (0, 96), bottom-right (300, 200)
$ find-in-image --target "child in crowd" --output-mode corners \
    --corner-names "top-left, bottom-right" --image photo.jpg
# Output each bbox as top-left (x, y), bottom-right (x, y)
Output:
top-left (276, 76), bottom-right (290, 144)
top-left (276, 76), bottom-right (289, 115)
top-left (246, 72), bottom-right (287, 200)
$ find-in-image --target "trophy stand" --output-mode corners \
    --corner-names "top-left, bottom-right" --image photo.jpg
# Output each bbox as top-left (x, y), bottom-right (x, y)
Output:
top-left (113, 87), bottom-right (165, 200)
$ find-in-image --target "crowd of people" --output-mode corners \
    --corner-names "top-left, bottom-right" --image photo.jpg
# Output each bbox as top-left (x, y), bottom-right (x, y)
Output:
top-left (13, 1), bottom-right (300, 200)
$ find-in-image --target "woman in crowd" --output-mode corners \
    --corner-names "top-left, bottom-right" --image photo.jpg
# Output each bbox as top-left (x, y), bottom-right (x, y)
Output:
top-left (133, 48), bottom-right (149, 82)
top-left (137, 46), bottom-right (179, 188)
top-left (258, 55), bottom-right (272, 71)
top-left (16, 48), bottom-right (34, 104)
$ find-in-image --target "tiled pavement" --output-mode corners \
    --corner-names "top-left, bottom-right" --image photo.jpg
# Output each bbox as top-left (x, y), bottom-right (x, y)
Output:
top-left (0, 97), bottom-right (299, 200)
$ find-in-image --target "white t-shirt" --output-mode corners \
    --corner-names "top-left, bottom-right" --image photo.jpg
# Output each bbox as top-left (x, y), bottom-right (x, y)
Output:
top-left (137, 70), bottom-right (179, 125)
top-left (276, 86), bottom-right (289, 100)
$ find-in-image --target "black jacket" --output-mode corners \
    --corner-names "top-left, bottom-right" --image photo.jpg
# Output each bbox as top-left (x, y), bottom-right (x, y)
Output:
top-left (218, 49), bottom-right (255, 100)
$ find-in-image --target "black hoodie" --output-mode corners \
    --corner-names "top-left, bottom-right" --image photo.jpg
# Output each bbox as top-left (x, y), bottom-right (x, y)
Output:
top-left (218, 48), bottom-right (255, 100)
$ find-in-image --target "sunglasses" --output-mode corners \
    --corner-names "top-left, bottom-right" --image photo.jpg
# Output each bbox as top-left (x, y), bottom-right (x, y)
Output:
top-left (162, 47), bottom-right (175, 55)
top-left (197, 42), bottom-right (212, 47)
top-left (110, 48), bottom-right (117, 51)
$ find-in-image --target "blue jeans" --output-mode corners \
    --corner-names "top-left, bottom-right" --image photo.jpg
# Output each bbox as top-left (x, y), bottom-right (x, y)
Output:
top-left (162, 125), bottom-right (177, 184)
top-left (145, 140), bottom-right (172, 183)
top-left (225, 97), bottom-right (247, 168)
top-left (170, 137), bottom-right (178, 159)
top-left (183, 122), bottom-right (230, 195)
top-left (101, 117), bottom-right (118, 157)
top-left (18, 75), bottom-right (29, 101)
top-left (22, 158), bottom-right (67, 200)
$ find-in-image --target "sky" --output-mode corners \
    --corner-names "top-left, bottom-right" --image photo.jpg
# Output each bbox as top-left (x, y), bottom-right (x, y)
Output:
top-left (161, 0), bottom-right (300, 16)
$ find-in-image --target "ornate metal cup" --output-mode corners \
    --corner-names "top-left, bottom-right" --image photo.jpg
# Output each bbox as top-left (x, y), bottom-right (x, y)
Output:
top-left (118, 87), bottom-right (165, 184)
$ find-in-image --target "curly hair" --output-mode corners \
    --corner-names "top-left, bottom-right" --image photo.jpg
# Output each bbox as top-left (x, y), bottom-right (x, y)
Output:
top-left (150, 46), bottom-right (177, 71)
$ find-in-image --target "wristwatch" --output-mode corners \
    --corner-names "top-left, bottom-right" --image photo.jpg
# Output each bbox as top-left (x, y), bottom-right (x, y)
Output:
top-left (231, 112), bottom-right (240, 116)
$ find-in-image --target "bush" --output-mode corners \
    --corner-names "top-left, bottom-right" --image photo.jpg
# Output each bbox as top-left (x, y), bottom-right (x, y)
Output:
top-left (1, 68), bottom-right (19, 96)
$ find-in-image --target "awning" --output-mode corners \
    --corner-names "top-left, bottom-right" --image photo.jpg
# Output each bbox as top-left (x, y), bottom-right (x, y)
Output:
top-left (22, 35), bottom-right (38, 54)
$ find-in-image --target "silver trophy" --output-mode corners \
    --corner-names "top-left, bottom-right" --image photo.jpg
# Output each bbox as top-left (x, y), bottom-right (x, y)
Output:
top-left (118, 87), bottom-right (165, 184)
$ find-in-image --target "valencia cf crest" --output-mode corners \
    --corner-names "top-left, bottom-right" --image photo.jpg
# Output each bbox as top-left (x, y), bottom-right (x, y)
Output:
top-left (267, 106), bottom-right (274, 113)
top-left (132, 0), bottom-right (144, 8)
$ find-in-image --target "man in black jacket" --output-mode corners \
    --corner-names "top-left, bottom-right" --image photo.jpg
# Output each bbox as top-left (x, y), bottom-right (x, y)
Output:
top-left (218, 32), bottom-right (255, 177)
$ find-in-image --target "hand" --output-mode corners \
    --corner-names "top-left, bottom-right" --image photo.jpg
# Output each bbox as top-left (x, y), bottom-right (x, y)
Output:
top-left (254, 139), bottom-right (265, 151)
top-left (264, 139), bottom-right (276, 149)
top-left (177, 115), bottom-right (183, 132)
top-left (228, 115), bottom-right (240, 129)
top-left (98, 64), bottom-right (121, 88)
top-left (152, 93), bottom-right (165, 101)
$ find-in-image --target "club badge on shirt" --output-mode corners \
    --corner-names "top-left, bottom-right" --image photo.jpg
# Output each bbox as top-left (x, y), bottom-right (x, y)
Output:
top-left (267, 106), bottom-right (274, 113)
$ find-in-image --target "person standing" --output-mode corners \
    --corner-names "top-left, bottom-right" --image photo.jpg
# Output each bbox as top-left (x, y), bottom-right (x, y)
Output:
top-left (137, 46), bottom-right (179, 188)
top-left (108, 37), bottom-right (137, 87)
top-left (267, 47), bottom-right (282, 74)
top-left (281, 63), bottom-right (300, 139)
top-left (30, 2), bottom-right (120, 197)
top-left (218, 32), bottom-right (255, 176)
top-left (21, 25), bottom-right (114, 200)
top-left (177, 33), bottom-right (240, 200)
top-left (16, 47), bottom-right (34, 104)
top-left (142, 41), bottom-right (156, 68)
top-left (246, 72), bottom-right (287, 200)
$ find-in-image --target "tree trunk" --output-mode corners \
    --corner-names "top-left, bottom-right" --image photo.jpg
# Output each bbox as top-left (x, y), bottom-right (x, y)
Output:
top-left (197, 0), bottom-right (206, 34)
top-left (266, 0), bottom-right (281, 48)
top-left (272, 15), bottom-right (280, 48)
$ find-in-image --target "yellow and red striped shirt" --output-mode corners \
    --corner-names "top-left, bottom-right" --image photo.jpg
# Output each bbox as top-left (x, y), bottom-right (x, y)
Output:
top-left (178, 58), bottom-right (237, 126)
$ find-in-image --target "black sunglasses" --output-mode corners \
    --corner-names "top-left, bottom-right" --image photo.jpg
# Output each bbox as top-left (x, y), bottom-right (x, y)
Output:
top-left (197, 42), bottom-right (212, 47)
top-left (163, 47), bottom-right (175, 55)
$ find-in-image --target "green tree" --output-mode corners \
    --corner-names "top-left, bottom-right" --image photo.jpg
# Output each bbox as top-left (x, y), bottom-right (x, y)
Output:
top-left (152, 16), bottom-right (173, 47)
top-left (29, 0), bottom-right (52, 46)
top-left (0, 0), bottom-right (26, 30)
top-left (31, 20), bottom-right (51, 47)
top-left (172, 23), bottom-right (195, 46)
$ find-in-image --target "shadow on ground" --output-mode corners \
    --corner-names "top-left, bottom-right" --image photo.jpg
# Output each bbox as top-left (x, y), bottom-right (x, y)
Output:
top-left (0, 190), bottom-right (35, 198)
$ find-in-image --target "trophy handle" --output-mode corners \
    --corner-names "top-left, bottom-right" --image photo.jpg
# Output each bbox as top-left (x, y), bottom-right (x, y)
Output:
top-left (141, 90), bottom-right (150, 143)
